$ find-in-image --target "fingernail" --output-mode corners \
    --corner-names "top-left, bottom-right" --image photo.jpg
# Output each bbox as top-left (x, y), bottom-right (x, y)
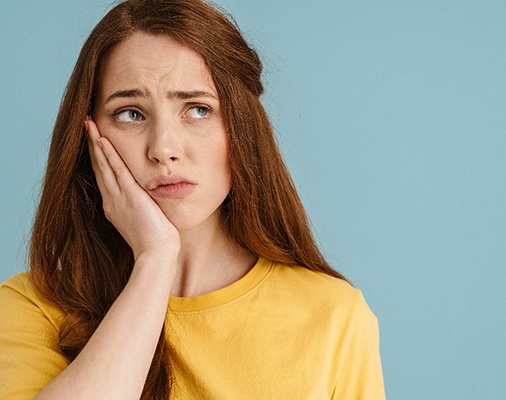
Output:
top-left (96, 138), bottom-right (104, 149)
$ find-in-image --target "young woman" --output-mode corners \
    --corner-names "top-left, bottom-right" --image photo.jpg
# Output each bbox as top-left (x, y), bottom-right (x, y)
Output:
top-left (0, 0), bottom-right (385, 399)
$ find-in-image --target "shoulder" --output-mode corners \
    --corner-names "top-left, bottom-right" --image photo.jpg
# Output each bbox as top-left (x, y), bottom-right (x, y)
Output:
top-left (268, 261), bottom-right (366, 308)
top-left (0, 274), bottom-right (69, 397)
top-left (262, 260), bottom-right (377, 327)
top-left (0, 272), bottom-right (64, 332)
top-left (0, 272), bottom-right (36, 304)
top-left (1, 272), bottom-right (47, 304)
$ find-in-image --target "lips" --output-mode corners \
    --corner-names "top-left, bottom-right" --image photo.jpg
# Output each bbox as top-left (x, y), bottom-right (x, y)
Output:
top-left (145, 174), bottom-right (196, 199)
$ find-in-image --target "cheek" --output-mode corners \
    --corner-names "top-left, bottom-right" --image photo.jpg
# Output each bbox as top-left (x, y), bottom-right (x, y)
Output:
top-left (114, 140), bottom-right (146, 178)
top-left (211, 137), bottom-right (231, 178)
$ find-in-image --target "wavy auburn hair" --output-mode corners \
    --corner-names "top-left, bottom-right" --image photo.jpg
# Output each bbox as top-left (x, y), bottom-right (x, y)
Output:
top-left (29, 0), bottom-right (346, 398)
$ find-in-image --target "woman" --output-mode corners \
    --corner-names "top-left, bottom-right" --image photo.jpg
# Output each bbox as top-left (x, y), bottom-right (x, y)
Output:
top-left (0, 0), bottom-right (385, 399)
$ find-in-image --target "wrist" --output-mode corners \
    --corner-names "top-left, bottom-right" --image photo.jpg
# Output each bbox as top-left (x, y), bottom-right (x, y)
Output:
top-left (133, 248), bottom-right (179, 276)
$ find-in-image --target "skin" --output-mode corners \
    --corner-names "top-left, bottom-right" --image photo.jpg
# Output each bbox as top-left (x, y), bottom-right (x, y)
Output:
top-left (35, 32), bottom-right (255, 399)
top-left (92, 32), bottom-right (256, 297)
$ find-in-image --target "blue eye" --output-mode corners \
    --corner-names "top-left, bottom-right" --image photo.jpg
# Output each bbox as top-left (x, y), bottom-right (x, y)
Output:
top-left (188, 105), bottom-right (211, 119)
top-left (116, 109), bottom-right (143, 122)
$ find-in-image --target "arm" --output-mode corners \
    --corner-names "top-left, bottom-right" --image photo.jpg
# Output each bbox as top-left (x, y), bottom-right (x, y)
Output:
top-left (35, 120), bottom-right (179, 400)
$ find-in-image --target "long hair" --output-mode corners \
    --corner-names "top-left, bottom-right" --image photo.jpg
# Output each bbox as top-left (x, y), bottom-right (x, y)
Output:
top-left (29, 0), bottom-right (347, 398)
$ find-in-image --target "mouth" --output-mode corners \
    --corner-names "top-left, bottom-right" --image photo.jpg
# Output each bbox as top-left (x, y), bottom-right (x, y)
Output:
top-left (145, 175), bottom-right (196, 199)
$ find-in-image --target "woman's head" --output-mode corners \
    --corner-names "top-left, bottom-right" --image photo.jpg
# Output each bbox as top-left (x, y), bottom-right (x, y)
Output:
top-left (46, 0), bottom-right (271, 237)
top-left (47, 0), bottom-right (264, 205)
top-left (39, 0), bottom-right (337, 264)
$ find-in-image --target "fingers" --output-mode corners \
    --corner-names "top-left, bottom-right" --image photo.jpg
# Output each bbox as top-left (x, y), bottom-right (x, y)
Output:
top-left (100, 140), bottom-right (140, 192)
top-left (86, 119), bottom-right (120, 195)
top-left (86, 118), bottom-right (138, 194)
top-left (86, 119), bottom-right (145, 197)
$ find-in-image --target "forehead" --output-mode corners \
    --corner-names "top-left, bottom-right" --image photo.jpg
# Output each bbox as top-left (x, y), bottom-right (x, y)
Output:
top-left (97, 32), bottom-right (216, 95)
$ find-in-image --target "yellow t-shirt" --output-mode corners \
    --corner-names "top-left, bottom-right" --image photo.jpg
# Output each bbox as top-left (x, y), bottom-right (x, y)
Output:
top-left (0, 258), bottom-right (385, 399)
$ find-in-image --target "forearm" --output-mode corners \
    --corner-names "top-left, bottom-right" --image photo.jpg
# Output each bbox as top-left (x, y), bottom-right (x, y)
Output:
top-left (35, 253), bottom-right (176, 400)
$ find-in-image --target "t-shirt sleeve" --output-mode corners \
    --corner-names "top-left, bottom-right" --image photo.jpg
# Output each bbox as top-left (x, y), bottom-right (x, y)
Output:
top-left (332, 291), bottom-right (386, 400)
top-left (0, 274), bottom-right (69, 399)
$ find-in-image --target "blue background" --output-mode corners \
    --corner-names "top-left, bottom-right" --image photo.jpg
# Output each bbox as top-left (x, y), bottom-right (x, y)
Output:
top-left (1, 1), bottom-right (505, 398)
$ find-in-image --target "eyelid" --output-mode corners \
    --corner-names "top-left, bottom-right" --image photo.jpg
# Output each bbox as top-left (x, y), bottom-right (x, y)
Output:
top-left (111, 106), bottom-right (143, 116)
top-left (111, 106), bottom-right (145, 122)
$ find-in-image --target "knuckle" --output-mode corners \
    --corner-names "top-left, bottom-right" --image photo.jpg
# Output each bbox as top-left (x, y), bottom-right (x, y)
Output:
top-left (112, 166), bottom-right (122, 179)
top-left (95, 159), bottom-right (107, 175)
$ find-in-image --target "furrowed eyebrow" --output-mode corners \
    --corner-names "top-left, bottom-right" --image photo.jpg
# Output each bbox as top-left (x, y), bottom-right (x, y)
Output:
top-left (104, 89), bottom-right (218, 104)
top-left (105, 89), bottom-right (146, 104)
top-left (168, 90), bottom-right (218, 101)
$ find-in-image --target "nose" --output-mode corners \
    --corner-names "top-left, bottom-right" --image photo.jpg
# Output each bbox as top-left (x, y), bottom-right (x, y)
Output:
top-left (147, 116), bottom-right (183, 164)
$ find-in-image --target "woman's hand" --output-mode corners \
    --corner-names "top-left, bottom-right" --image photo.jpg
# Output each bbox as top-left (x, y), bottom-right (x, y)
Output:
top-left (86, 119), bottom-right (180, 261)
top-left (36, 121), bottom-right (179, 400)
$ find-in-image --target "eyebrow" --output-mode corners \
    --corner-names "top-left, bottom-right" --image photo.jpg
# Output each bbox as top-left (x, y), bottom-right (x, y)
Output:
top-left (104, 89), bottom-right (218, 104)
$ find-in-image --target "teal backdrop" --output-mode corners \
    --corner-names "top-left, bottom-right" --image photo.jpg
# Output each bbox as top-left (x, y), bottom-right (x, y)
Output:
top-left (1, 1), bottom-right (505, 399)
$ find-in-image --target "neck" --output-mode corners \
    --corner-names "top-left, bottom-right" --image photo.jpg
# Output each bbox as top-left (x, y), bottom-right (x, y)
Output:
top-left (170, 215), bottom-right (256, 297)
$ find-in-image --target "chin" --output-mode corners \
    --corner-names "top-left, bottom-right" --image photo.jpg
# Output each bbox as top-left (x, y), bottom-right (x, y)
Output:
top-left (161, 206), bottom-right (225, 235)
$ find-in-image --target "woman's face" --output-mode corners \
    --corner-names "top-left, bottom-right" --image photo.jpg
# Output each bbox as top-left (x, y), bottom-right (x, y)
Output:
top-left (93, 32), bottom-right (231, 233)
